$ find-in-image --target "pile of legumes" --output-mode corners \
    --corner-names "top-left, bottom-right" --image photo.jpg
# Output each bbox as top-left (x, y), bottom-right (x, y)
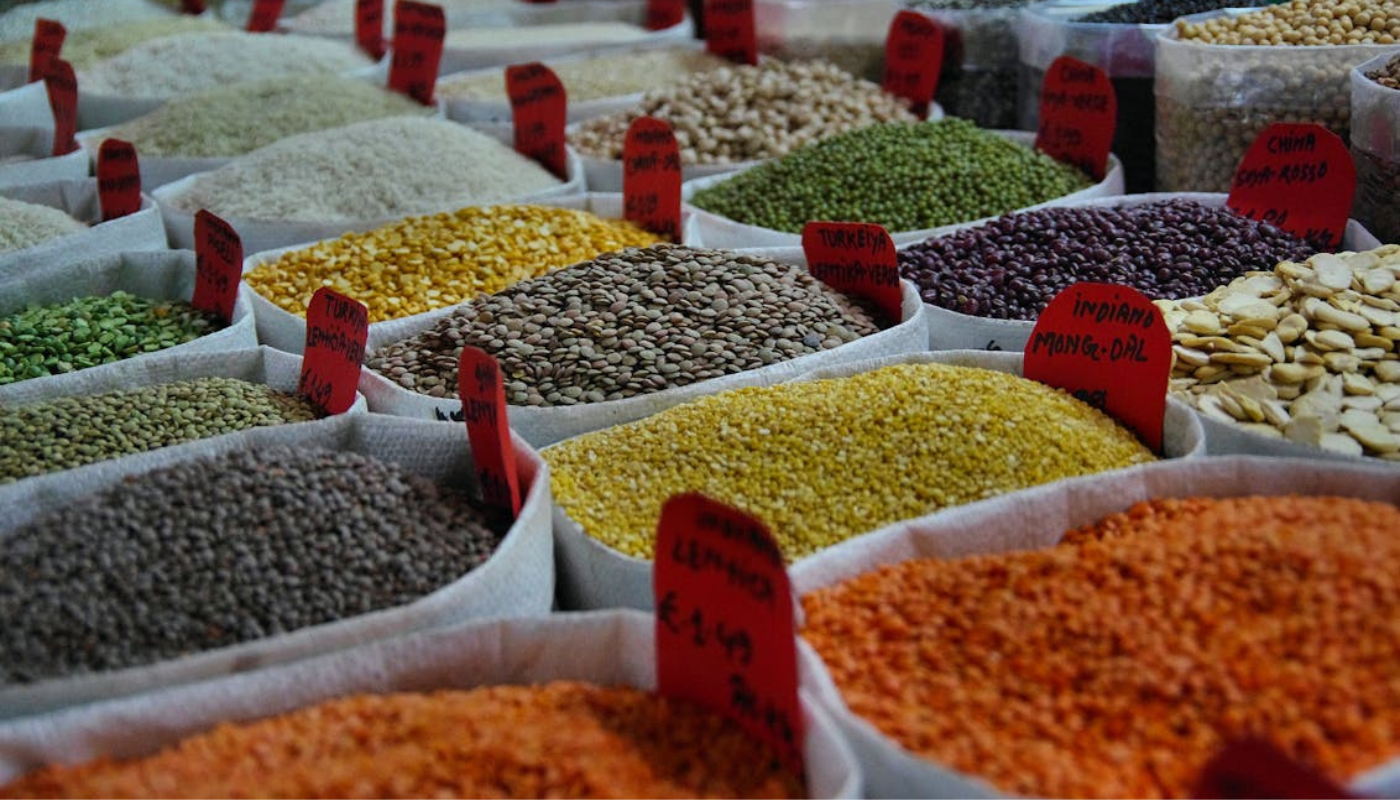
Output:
top-left (0, 0), bottom-right (171, 42)
top-left (899, 199), bottom-right (1317, 320)
top-left (367, 244), bottom-right (883, 403)
top-left (0, 682), bottom-right (806, 798)
top-left (568, 59), bottom-right (916, 166)
top-left (0, 16), bottom-right (227, 69)
top-left (1160, 246), bottom-right (1400, 458)
top-left (1368, 51), bottom-right (1400, 88)
top-left (161, 118), bottom-right (563, 223)
top-left (246, 205), bottom-right (661, 324)
top-left (1077, 0), bottom-right (1272, 24)
top-left (802, 495), bottom-right (1400, 798)
top-left (0, 197), bottom-right (84, 254)
top-left (546, 362), bottom-right (1156, 561)
top-left (0, 292), bottom-right (222, 386)
top-left (0, 377), bottom-right (323, 483)
top-left (688, 119), bottom-right (1091, 234)
top-left (438, 48), bottom-right (730, 105)
top-left (0, 446), bottom-right (502, 684)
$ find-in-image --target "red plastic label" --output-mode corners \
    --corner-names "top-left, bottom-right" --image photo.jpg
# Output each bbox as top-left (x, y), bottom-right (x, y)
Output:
top-left (246, 0), bottom-right (286, 31)
top-left (623, 116), bottom-right (682, 241)
top-left (299, 288), bottom-right (367, 416)
top-left (181, 0), bottom-right (207, 13)
top-left (703, 0), bottom-right (756, 65)
top-left (457, 346), bottom-right (523, 520)
top-left (654, 494), bottom-right (804, 774)
top-left (1035, 55), bottom-right (1116, 182)
top-left (388, 1), bottom-right (444, 105)
top-left (96, 139), bottom-right (141, 222)
top-left (801, 221), bottom-right (902, 326)
top-left (1024, 282), bottom-right (1170, 453)
top-left (28, 18), bottom-right (65, 84)
top-left (356, 0), bottom-right (385, 60)
top-left (1193, 740), bottom-right (1353, 799)
top-left (193, 210), bottom-right (242, 325)
top-left (882, 11), bottom-right (943, 120)
top-left (42, 57), bottom-right (76, 157)
top-left (1227, 122), bottom-right (1354, 249)
top-left (645, 0), bottom-right (686, 30)
top-left (506, 62), bottom-right (568, 181)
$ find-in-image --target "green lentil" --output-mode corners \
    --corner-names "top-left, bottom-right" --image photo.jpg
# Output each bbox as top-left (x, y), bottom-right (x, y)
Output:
top-left (0, 17), bottom-right (228, 70)
top-left (0, 376), bottom-right (323, 484)
top-left (0, 292), bottom-right (223, 386)
top-left (688, 119), bottom-right (1092, 234)
top-left (545, 362), bottom-right (1157, 561)
top-left (0, 196), bottom-right (85, 254)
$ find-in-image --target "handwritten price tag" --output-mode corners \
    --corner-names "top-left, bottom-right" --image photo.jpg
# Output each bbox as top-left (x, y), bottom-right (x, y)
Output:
top-left (42, 57), bottom-right (76, 157)
top-left (246, 0), bottom-right (286, 31)
top-left (1227, 122), bottom-right (1354, 249)
top-left (388, 1), bottom-right (444, 105)
top-left (28, 18), bottom-right (64, 84)
top-left (882, 11), bottom-right (943, 120)
top-left (645, 0), bottom-right (686, 30)
top-left (623, 117), bottom-right (682, 241)
top-left (457, 347), bottom-right (523, 520)
top-left (356, 0), bottom-right (386, 59)
top-left (1193, 739), bottom-right (1353, 799)
top-left (1035, 56), bottom-right (1116, 182)
top-left (1024, 282), bottom-right (1170, 453)
top-left (193, 210), bottom-right (242, 325)
top-left (801, 221), bottom-right (902, 326)
top-left (299, 288), bottom-right (367, 416)
top-left (703, 0), bottom-right (755, 65)
top-left (654, 494), bottom-right (804, 774)
top-left (506, 62), bottom-right (568, 180)
top-left (97, 139), bottom-right (141, 221)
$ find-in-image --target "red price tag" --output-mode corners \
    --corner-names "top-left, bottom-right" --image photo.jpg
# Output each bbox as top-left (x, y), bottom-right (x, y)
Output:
top-left (654, 494), bottom-right (804, 774)
top-left (246, 0), bottom-right (286, 31)
top-left (623, 116), bottom-right (682, 241)
top-left (703, 0), bottom-right (755, 65)
top-left (299, 288), bottom-right (367, 416)
top-left (97, 139), bottom-right (141, 222)
top-left (28, 18), bottom-right (65, 84)
top-left (387, 1), bottom-right (444, 105)
top-left (1193, 740), bottom-right (1353, 799)
top-left (457, 347), bottom-right (523, 520)
top-left (181, 0), bottom-right (207, 13)
top-left (1035, 56), bottom-right (1116, 182)
top-left (1024, 282), bottom-right (1170, 453)
top-left (801, 221), bottom-right (902, 327)
top-left (506, 62), bottom-right (568, 181)
top-left (193, 210), bottom-right (242, 325)
top-left (645, 0), bottom-right (686, 30)
top-left (1227, 122), bottom-right (1354, 250)
top-left (356, 0), bottom-right (386, 59)
top-left (42, 57), bottom-right (76, 157)
top-left (882, 11), bottom-right (943, 120)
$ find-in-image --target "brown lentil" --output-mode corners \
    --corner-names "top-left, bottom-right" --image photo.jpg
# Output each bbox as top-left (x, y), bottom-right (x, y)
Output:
top-left (801, 495), bottom-right (1400, 799)
top-left (0, 682), bottom-right (806, 798)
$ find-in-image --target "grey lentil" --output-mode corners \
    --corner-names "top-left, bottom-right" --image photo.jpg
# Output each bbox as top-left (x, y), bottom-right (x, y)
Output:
top-left (0, 196), bottom-right (85, 254)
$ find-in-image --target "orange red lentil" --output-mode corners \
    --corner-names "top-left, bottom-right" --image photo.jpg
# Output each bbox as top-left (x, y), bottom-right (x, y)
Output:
top-left (800, 495), bottom-right (1400, 798)
top-left (0, 682), bottom-right (806, 799)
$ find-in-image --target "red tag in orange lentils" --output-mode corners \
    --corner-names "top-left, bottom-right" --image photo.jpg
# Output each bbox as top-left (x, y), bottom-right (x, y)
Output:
top-left (645, 0), bottom-right (685, 31)
top-left (246, 0), bottom-right (286, 31)
top-left (457, 346), bottom-right (522, 521)
top-left (801, 221), bottom-right (902, 327)
top-left (703, 0), bottom-right (756, 65)
top-left (1193, 739), bottom-right (1354, 799)
top-left (623, 116), bottom-right (682, 241)
top-left (28, 18), bottom-right (64, 84)
top-left (356, 0), bottom-right (386, 60)
top-left (654, 494), bottom-right (804, 774)
top-left (193, 210), bottom-right (242, 325)
top-left (97, 139), bottom-right (141, 221)
top-left (882, 10), bottom-right (943, 120)
top-left (388, 1), bottom-right (444, 106)
top-left (1024, 282), bottom-right (1170, 453)
top-left (1227, 122), bottom-right (1354, 250)
top-left (1035, 55), bottom-right (1116, 182)
top-left (43, 57), bottom-right (77, 157)
top-left (506, 62), bottom-right (568, 181)
top-left (299, 288), bottom-right (367, 416)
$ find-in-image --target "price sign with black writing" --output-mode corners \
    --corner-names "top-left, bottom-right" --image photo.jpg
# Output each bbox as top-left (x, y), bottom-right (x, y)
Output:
top-left (703, 0), bottom-right (755, 65)
top-left (388, 1), bottom-right (444, 106)
top-left (356, 0), bottom-right (386, 60)
top-left (506, 62), bottom-right (568, 181)
top-left (97, 139), bottom-right (141, 222)
top-left (882, 11), bottom-right (943, 120)
top-left (246, 0), bottom-right (286, 31)
top-left (193, 210), bottom-right (242, 325)
top-left (1227, 122), bottom-right (1354, 250)
top-left (43, 57), bottom-right (76, 157)
top-left (623, 116), bottom-right (682, 241)
top-left (28, 18), bottom-right (64, 84)
top-left (299, 288), bottom-right (367, 416)
top-left (457, 347), bottom-right (522, 520)
top-left (1035, 56), bottom-right (1116, 182)
top-left (801, 221), bottom-right (902, 327)
top-left (1024, 282), bottom-right (1170, 453)
top-left (181, 0), bottom-right (207, 13)
top-left (654, 494), bottom-right (804, 774)
top-left (1192, 739), bottom-right (1353, 799)
top-left (645, 0), bottom-right (685, 30)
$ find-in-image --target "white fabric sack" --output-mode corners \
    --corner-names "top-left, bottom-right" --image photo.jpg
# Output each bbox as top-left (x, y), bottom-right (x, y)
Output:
top-left (790, 455), bottom-right (1400, 799)
top-left (438, 10), bottom-right (694, 75)
top-left (0, 412), bottom-right (554, 720)
top-left (683, 129), bottom-right (1124, 249)
top-left (0, 81), bottom-right (55, 130)
top-left (0, 178), bottom-right (167, 277)
top-left (551, 349), bottom-right (1206, 611)
top-left (0, 610), bottom-right (863, 799)
top-left (0, 126), bottom-right (88, 188)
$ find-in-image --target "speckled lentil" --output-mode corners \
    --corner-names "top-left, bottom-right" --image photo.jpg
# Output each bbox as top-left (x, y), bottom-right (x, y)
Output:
top-left (0, 16), bottom-right (228, 69)
top-left (438, 47), bottom-right (730, 104)
top-left (545, 362), bottom-right (1156, 561)
top-left (0, 196), bottom-right (84, 254)
top-left (0, 682), bottom-right (806, 798)
top-left (801, 495), bottom-right (1400, 798)
top-left (367, 244), bottom-right (882, 403)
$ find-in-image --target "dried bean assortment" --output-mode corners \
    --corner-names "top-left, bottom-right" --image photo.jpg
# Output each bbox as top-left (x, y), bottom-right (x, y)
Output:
top-left (802, 495), bottom-right (1400, 798)
top-left (438, 48), bottom-right (730, 104)
top-left (688, 119), bottom-right (1092, 234)
top-left (0, 292), bottom-right (222, 386)
top-left (0, 682), bottom-right (806, 798)
top-left (367, 244), bottom-right (882, 403)
top-left (568, 60), bottom-right (915, 166)
top-left (546, 362), bottom-right (1156, 561)
top-left (899, 199), bottom-right (1317, 320)
top-left (0, 197), bottom-right (84, 254)
top-left (0, 446), bottom-right (502, 684)
top-left (246, 205), bottom-right (661, 323)
top-left (0, 17), bottom-right (227, 69)
top-left (1160, 246), bottom-right (1400, 458)
top-left (0, 377), bottom-right (322, 483)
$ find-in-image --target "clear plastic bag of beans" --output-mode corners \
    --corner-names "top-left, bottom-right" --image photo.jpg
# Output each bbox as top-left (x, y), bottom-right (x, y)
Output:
top-left (916, 4), bottom-right (1025, 130)
top-left (1350, 51), bottom-right (1400, 247)
top-left (0, 127), bottom-right (88, 189)
top-left (791, 455), bottom-right (1400, 798)
top-left (0, 413), bottom-right (554, 720)
top-left (0, 179), bottom-right (168, 278)
top-left (756, 0), bottom-right (898, 82)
